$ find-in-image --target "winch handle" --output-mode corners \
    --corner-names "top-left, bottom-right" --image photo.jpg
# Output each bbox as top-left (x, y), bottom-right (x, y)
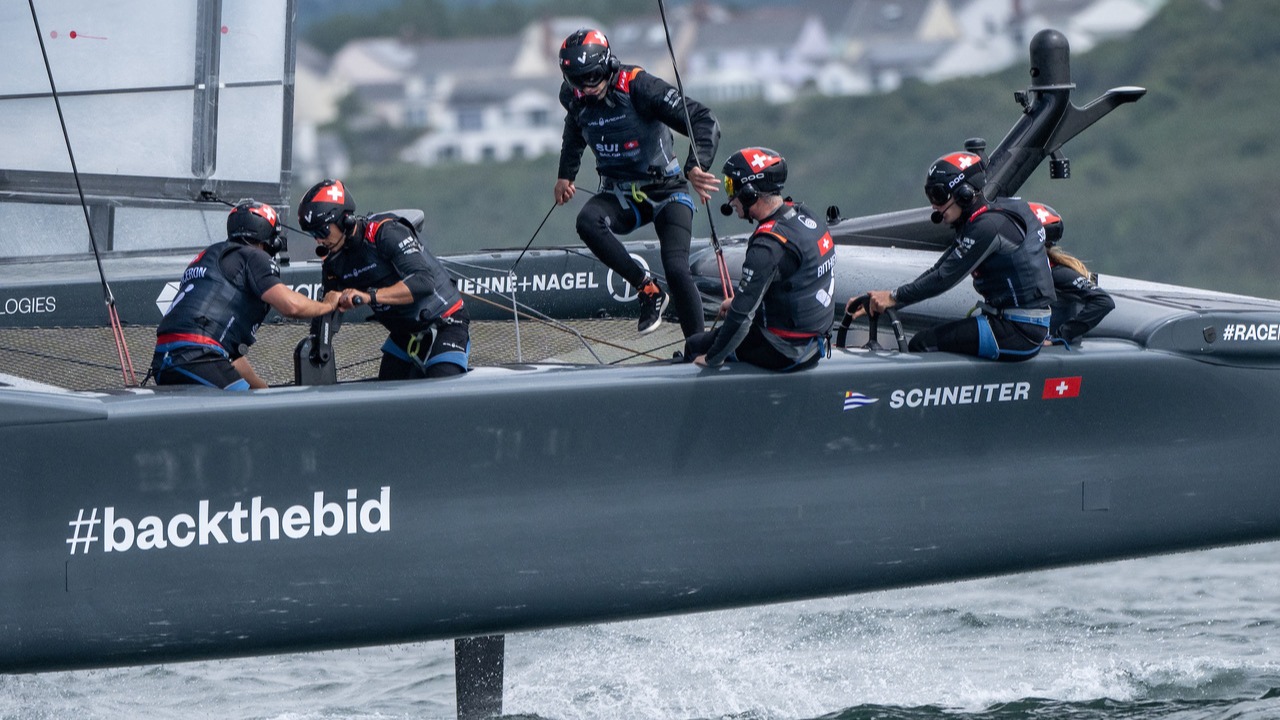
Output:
top-left (836, 295), bottom-right (881, 351)
top-left (836, 295), bottom-right (908, 352)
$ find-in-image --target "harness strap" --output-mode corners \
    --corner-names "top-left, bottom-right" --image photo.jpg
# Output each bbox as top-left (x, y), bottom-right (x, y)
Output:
top-left (974, 301), bottom-right (1051, 327)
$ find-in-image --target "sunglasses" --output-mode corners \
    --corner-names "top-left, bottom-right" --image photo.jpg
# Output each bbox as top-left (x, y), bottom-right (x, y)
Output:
top-left (924, 184), bottom-right (952, 206)
top-left (566, 69), bottom-right (609, 90)
top-left (308, 225), bottom-right (331, 240)
top-left (723, 176), bottom-right (738, 199)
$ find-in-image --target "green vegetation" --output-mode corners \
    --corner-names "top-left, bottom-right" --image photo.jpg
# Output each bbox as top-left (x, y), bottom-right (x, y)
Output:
top-left (304, 0), bottom-right (1280, 298)
top-left (303, 0), bottom-right (658, 54)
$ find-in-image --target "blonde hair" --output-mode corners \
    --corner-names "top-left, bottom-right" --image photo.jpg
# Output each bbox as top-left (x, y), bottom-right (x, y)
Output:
top-left (1048, 246), bottom-right (1089, 279)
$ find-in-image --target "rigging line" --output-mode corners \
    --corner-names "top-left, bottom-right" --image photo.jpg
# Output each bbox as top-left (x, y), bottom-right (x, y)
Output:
top-left (508, 202), bottom-right (558, 275)
top-left (655, 0), bottom-right (733, 300)
top-left (460, 291), bottom-right (668, 362)
top-left (506, 201), bottom-right (557, 364)
top-left (26, 0), bottom-right (137, 386)
top-left (608, 335), bottom-right (684, 365)
top-left (0, 343), bottom-right (132, 372)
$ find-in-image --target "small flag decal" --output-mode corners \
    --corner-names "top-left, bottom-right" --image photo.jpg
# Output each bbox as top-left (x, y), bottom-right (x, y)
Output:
top-left (1042, 376), bottom-right (1082, 399)
top-left (843, 391), bottom-right (878, 410)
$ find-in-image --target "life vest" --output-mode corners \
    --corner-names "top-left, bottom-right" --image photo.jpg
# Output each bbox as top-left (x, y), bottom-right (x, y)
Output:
top-left (569, 66), bottom-right (680, 183)
top-left (325, 213), bottom-right (463, 334)
top-left (752, 202), bottom-right (837, 338)
top-left (155, 242), bottom-right (270, 356)
top-left (966, 199), bottom-right (1055, 309)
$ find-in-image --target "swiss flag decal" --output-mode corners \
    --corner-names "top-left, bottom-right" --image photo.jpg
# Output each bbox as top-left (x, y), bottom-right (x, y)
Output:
top-left (1042, 376), bottom-right (1082, 399)
top-left (743, 147), bottom-right (781, 170)
top-left (818, 232), bottom-right (833, 255)
top-left (321, 181), bottom-right (346, 204)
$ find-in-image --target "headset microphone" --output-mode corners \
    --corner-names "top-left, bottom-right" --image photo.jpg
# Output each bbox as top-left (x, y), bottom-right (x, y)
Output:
top-left (720, 203), bottom-right (733, 216)
top-left (315, 245), bottom-right (329, 258)
top-left (930, 211), bottom-right (944, 224)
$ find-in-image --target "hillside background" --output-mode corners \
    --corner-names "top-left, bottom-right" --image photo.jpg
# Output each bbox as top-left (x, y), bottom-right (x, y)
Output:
top-left (296, 0), bottom-right (1280, 299)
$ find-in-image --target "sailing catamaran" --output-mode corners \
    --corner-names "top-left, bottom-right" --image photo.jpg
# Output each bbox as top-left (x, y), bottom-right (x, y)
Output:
top-left (3, 3), bottom-right (1280, 719)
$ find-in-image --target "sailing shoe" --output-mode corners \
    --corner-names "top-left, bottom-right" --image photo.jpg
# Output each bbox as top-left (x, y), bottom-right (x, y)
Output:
top-left (636, 281), bottom-right (669, 334)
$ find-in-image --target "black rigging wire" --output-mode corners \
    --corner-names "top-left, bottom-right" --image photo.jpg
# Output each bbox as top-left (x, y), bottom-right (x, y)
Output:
top-left (26, 0), bottom-right (138, 386)
top-left (655, 0), bottom-right (733, 300)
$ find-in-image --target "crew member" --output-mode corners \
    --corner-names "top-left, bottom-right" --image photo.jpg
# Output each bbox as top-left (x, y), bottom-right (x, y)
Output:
top-left (688, 147), bottom-right (835, 371)
top-left (554, 28), bottom-right (721, 337)
top-left (1029, 202), bottom-right (1115, 346)
top-left (298, 178), bottom-right (470, 380)
top-left (858, 151), bottom-right (1055, 361)
top-left (152, 200), bottom-right (341, 389)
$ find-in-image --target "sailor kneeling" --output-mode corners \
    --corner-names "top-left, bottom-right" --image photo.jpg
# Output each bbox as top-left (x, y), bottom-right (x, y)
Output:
top-left (151, 201), bottom-right (341, 390)
top-left (688, 147), bottom-right (835, 372)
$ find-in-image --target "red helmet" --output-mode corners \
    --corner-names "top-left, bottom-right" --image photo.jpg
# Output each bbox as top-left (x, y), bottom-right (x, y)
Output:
top-left (924, 151), bottom-right (985, 206)
top-left (227, 200), bottom-right (284, 256)
top-left (722, 147), bottom-right (787, 211)
top-left (1028, 202), bottom-right (1063, 245)
top-left (559, 29), bottom-right (618, 90)
top-left (298, 179), bottom-right (356, 237)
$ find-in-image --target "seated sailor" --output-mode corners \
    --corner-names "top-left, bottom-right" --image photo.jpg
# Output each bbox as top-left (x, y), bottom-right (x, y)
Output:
top-left (1028, 202), bottom-right (1115, 347)
top-left (857, 150), bottom-right (1055, 361)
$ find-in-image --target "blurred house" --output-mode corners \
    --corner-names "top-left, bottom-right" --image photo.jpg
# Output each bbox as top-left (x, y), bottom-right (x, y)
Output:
top-left (293, 41), bottom-right (349, 181)
top-left (301, 0), bottom-right (1166, 169)
top-left (685, 8), bottom-right (834, 104)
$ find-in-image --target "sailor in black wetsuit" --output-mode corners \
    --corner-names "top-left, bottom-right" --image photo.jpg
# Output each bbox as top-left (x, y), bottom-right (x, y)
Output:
top-left (554, 28), bottom-right (721, 337)
top-left (861, 151), bottom-right (1056, 361)
top-left (297, 179), bottom-right (470, 381)
top-left (1029, 202), bottom-right (1115, 347)
top-left (687, 147), bottom-right (836, 371)
top-left (152, 201), bottom-right (341, 389)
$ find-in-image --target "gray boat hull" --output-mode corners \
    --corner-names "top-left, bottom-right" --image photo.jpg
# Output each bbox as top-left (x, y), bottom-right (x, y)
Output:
top-left (4, 322), bottom-right (1280, 672)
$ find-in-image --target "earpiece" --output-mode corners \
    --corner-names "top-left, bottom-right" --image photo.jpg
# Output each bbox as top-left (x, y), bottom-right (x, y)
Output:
top-left (262, 232), bottom-right (286, 257)
top-left (954, 182), bottom-right (975, 204)
top-left (340, 212), bottom-right (356, 234)
top-left (607, 53), bottom-right (620, 74)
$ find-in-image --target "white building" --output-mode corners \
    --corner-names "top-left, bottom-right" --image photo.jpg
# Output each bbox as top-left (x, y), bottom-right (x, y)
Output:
top-left (686, 9), bottom-right (833, 105)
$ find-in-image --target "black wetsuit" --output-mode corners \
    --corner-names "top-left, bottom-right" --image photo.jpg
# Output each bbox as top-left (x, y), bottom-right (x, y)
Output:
top-left (152, 241), bottom-right (282, 389)
top-left (321, 215), bottom-right (470, 380)
top-left (686, 200), bottom-right (836, 371)
top-left (1049, 264), bottom-right (1115, 345)
top-left (893, 200), bottom-right (1055, 361)
top-left (559, 65), bottom-right (720, 338)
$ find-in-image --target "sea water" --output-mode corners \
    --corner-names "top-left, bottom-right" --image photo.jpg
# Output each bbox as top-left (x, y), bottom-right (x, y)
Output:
top-left (3, 542), bottom-right (1278, 720)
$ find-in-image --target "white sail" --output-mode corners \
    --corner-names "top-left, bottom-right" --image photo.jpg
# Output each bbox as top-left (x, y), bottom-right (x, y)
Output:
top-left (0, 0), bottom-right (295, 257)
